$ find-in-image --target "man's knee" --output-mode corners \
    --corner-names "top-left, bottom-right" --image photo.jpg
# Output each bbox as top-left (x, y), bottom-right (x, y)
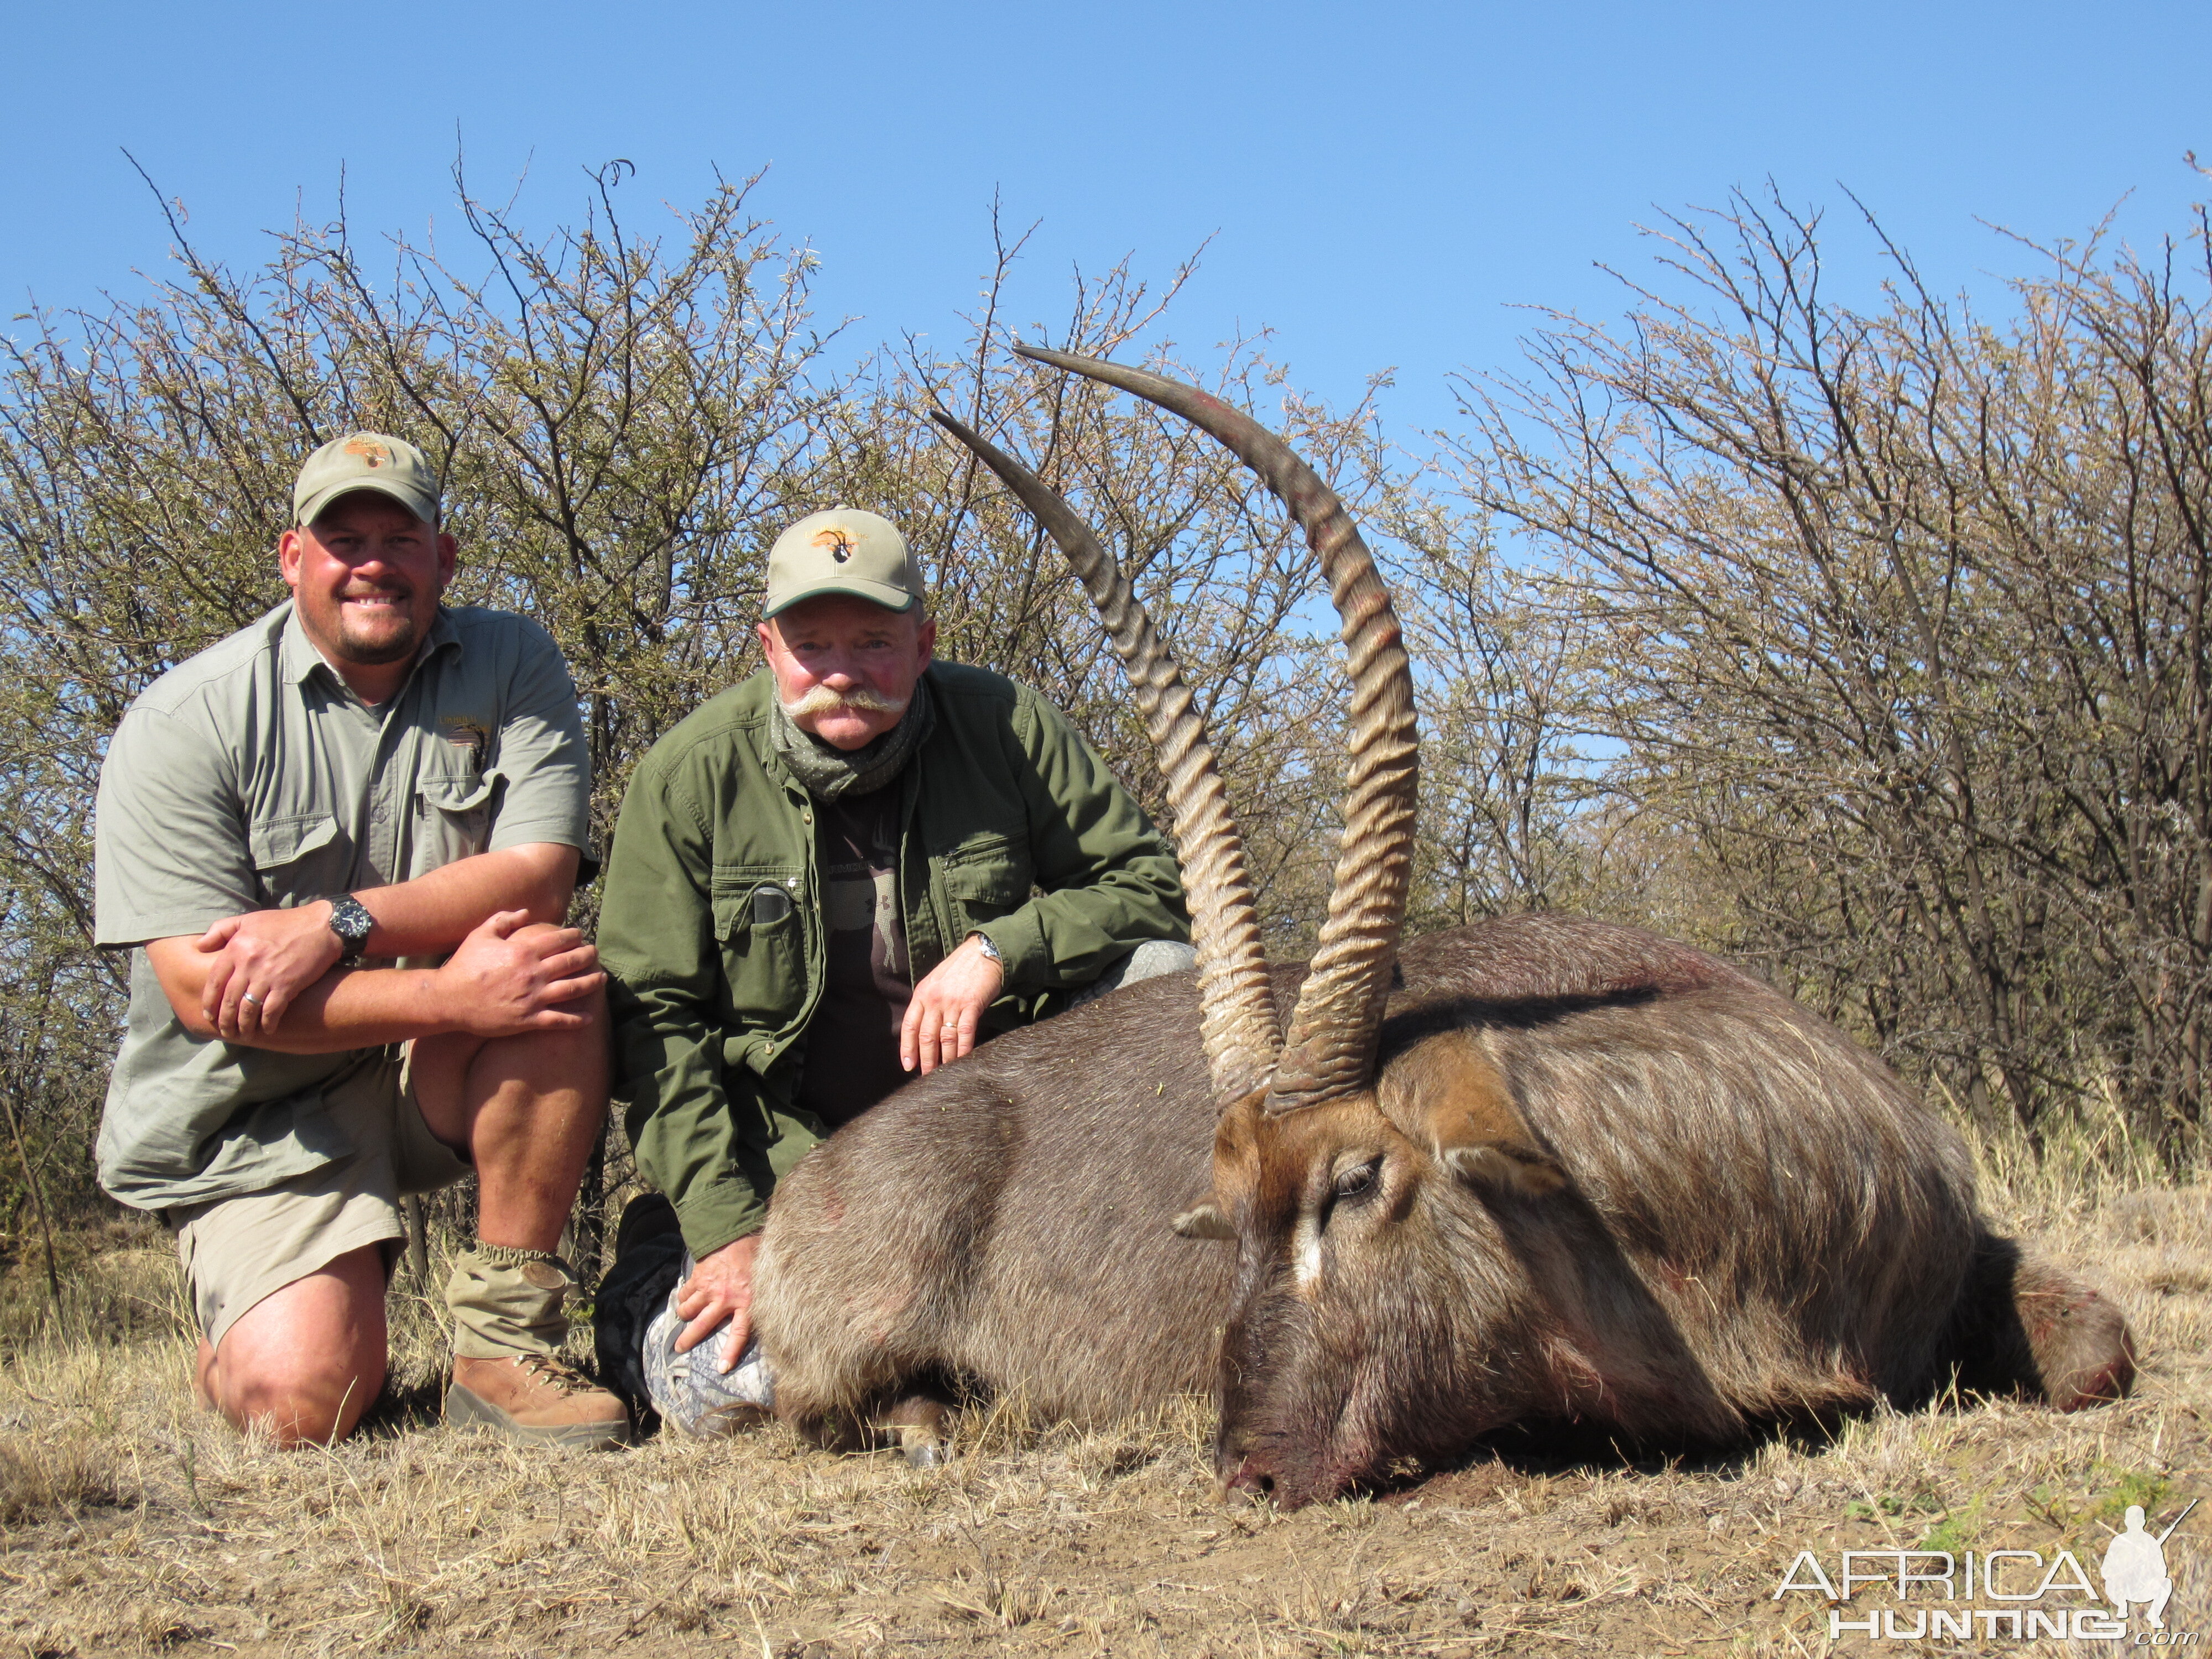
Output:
top-left (499, 981), bottom-right (608, 1068)
top-left (461, 984), bottom-right (608, 1105)
top-left (1119, 939), bottom-right (1197, 984)
top-left (1069, 939), bottom-right (1197, 1009)
top-left (567, 980), bottom-right (609, 1038)
top-left (218, 1354), bottom-right (386, 1446)
top-left (209, 1248), bottom-right (388, 1446)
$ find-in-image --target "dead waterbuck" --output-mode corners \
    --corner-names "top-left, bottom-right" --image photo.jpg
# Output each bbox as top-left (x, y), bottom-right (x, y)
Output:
top-left (748, 349), bottom-right (2135, 1504)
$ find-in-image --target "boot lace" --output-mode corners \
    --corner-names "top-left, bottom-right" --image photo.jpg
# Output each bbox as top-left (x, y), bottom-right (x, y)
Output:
top-left (517, 1353), bottom-right (593, 1396)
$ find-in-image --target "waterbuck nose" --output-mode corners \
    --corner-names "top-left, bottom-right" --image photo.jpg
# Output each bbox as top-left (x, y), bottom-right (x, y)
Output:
top-left (1216, 1455), bottom-right (1276, 1505)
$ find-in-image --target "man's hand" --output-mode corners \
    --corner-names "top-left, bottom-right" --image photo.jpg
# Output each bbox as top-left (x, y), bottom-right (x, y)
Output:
top-left (900, 933), bottom-right (1005, 1076)
top-left (674, 1233), bottom-right (761, 1372)
top-left (434, 910), bottom-right (605, 1037)
top-left (198, 902), bottom-right (343, 1041)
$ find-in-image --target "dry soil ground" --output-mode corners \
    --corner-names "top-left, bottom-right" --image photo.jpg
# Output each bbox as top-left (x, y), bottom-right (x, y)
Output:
top-left (0, 1174), bottom-right (2204, 1658)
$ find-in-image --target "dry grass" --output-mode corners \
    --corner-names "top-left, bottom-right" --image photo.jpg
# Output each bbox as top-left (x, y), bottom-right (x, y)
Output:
top-left (0, 1170), bottom-right (2205, 1658)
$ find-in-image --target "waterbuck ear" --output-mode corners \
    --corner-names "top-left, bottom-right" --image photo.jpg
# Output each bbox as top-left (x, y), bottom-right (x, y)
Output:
top-left (1383, 1031), bottom-right (1568, 1198)
top-left (1171, 1201), bottom-right (1236, 1240)
top-left (1443, 1142), bottom-right (1567, 1196)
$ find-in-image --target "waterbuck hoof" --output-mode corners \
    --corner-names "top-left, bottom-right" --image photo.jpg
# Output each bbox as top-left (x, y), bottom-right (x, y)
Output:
top-left (901, 1433), bottom-right (950, 1469)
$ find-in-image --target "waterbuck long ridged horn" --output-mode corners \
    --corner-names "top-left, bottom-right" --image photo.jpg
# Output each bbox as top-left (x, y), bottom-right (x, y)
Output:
top-left (929, 406), bottom-right (1282, 1103)
top-left (1013, 346), bottom-right (1418, 1114)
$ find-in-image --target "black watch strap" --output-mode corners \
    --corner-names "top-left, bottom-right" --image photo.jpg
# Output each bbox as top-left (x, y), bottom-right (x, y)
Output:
top-left (326, 893), bottom-right (375, 965)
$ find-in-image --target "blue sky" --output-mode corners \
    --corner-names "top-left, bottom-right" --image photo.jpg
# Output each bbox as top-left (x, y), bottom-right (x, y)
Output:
top-left (6, 1), bottom-right (2208, 435)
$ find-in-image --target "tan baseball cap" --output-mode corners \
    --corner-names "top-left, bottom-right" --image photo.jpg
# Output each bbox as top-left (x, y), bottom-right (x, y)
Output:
top-left (293, 432), bottom-right (441, 529)
top-left (764, 508), bottom-right (924, 618)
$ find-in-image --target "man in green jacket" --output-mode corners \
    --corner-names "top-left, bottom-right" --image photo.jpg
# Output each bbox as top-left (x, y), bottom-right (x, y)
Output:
top-left (596, 507), bottom-right (1192, 1434)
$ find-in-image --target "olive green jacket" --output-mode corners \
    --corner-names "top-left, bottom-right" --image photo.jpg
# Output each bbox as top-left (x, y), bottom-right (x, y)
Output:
top-left (598, 662), bottom-right (1190, 1256)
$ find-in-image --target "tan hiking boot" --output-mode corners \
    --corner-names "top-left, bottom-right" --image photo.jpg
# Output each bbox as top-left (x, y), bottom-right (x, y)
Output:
top-left (445, 1353), bottom-right (633, 1450)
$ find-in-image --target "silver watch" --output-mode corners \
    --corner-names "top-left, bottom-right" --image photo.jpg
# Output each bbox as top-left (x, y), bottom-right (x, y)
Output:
top-left (969, 932), bottom-right (1003, 966)
top-left (326, 893), bottom-right (375, 965)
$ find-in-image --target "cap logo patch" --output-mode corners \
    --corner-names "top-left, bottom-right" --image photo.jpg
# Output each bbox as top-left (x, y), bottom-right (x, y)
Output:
top-left (812, 528), bottom-right (856, 564)
top-left (343, 436), bottom-right (392, 469)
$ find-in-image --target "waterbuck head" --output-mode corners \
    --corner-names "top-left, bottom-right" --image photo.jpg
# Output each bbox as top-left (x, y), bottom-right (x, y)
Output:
top-left (935, 352), bottom-right (1551, 1506)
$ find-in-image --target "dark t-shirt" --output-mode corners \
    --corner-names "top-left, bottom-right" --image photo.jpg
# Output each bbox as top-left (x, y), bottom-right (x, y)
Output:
top-left (794, 790), bottom-right (914, 1128)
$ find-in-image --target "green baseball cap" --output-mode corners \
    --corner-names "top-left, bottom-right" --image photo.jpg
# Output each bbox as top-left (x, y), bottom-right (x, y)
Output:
top-left (293, 432), bottom-right (441, 529)
top-left (763, 508), bottom-right (925, 618)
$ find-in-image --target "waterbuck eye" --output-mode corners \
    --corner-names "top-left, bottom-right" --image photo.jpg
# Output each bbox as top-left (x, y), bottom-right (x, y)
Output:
top-left (1333, 1159), bottom-right (1381, 1201)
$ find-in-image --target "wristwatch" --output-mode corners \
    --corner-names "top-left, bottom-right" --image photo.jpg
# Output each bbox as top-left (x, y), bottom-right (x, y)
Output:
top-left (325, 894), bottom-right (375, 965)
top-left (968, 932), bottom-right (1004, 967)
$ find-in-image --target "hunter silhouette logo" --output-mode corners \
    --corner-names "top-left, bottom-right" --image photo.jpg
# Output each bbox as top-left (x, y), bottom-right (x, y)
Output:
top-left (341, 436), bottom-right (392, 469)
top-left (2105, 1500), bottom-right (2193, 1632)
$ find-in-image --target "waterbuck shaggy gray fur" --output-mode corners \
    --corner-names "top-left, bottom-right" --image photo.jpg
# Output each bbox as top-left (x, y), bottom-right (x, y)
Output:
top-left (748, 349), bottom-right (2135, 1507)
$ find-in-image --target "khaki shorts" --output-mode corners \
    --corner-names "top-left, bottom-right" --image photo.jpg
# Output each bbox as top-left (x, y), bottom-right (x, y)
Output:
top-left (169, 1048), bottom-right (473, 1348)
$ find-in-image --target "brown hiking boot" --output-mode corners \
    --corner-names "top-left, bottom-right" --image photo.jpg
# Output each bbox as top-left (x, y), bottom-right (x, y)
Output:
top-left (446, 1353), bottom-right (633, 1450)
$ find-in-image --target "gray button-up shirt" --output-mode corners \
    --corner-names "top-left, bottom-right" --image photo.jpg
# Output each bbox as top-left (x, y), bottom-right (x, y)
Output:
top-left (93, 601), bottom-right (592, 1210)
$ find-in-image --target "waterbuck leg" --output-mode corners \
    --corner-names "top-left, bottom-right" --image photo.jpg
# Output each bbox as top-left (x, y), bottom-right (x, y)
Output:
top-left (872, 1392), bottom-right (954, 1467)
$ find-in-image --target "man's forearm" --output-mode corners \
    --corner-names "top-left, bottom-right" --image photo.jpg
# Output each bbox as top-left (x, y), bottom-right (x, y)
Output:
top-left (149, 941), bottom-right (454, 1051)
top-left (153, 906), bottom-right (601, 1051)
top-left (170, 841), bottom-right (585, 1043)
top-left (355, 842), bottom-right (578, 956)
top-left (215, 964), bottom-right (461, 1052)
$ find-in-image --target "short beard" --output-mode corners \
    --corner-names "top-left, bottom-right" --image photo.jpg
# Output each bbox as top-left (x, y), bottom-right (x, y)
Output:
top-left (335, 614), bottom-right (424, 665)
top-left (781, 684), bottom-right (908, 722)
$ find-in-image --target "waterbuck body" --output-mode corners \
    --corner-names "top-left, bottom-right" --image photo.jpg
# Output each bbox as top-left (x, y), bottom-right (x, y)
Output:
top-left (747, 350), bottom-right (2132, 1507)
top-left (754, 965), bottom-right (1228, 1428)
top-left (753, 914), bottom-right (2130, 1500)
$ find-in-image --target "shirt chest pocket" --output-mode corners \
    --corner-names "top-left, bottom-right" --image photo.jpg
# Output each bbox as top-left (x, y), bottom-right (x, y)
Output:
top-left (709, 865), bottom-right (809, 1029)
top-left (249, 813), bottom-right (349, 909)
top-left (939, 833), bottom-right (1034, 933)
top-left (413, 768), bottom-right (503, 876)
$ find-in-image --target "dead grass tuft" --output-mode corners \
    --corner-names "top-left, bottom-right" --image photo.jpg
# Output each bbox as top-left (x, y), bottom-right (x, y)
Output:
top-left (0, 1436), bottom-right (131, 1525)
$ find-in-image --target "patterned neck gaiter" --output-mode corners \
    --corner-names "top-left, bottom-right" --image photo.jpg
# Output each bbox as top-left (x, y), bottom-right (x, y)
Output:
top-left (768, 675), bottom-right (937, 802)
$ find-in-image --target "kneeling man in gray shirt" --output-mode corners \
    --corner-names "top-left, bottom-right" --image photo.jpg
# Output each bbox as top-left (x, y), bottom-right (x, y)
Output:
top-left (94, 434), bottom-right (625, 1449)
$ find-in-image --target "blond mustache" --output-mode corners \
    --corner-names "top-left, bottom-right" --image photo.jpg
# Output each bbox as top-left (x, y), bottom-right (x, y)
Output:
top-left (782, 684), bottom-right (909, 719)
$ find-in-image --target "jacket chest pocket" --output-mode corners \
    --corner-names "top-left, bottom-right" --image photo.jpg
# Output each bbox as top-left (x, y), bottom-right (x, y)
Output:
top-left (414, 768), bottom-right (503, 875)
top-left (250, 813), bottom-right (349, 908)
top-left (710, 865), bottom-right (808, 1027)
top-left (940, 833), bottom-right (1034, 933)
